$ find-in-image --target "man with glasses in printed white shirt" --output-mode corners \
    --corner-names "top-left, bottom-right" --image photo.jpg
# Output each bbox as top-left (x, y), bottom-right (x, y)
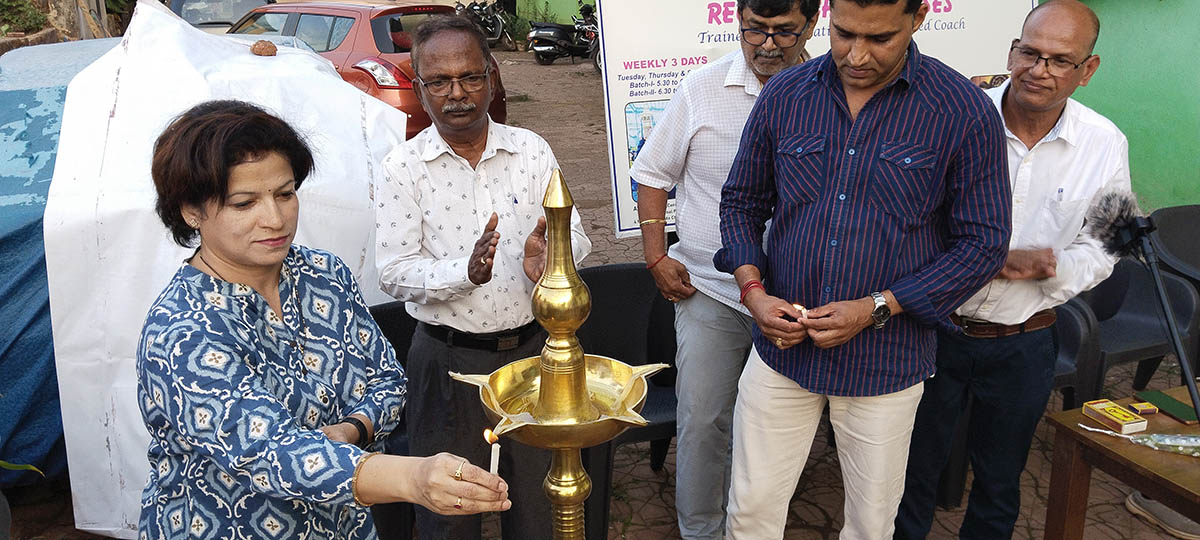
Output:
top-left (375, 15), bottom-right (590, 540)
top-left (895, 2), bottom-right (1135, 537)
top-left (630, 1), bottom-right (817, 538)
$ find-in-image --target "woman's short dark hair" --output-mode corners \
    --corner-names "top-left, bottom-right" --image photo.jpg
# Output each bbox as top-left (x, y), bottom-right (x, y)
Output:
top-left (151, 100), bottom-right (313, 247)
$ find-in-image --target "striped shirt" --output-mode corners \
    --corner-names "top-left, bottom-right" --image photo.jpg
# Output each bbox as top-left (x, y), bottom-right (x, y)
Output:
top-left (715, 42), bottom-right (1011, 397)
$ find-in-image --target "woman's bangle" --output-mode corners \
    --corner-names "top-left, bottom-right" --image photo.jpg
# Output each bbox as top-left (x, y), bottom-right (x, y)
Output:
top-left (739, 280), bottom-right (765, 304)
top-left (639, 218), bottom-right (667, 226)
top-left (352, 452), bottom-right (380, 507)
top-left (646, 253), bottom-right (668, 270)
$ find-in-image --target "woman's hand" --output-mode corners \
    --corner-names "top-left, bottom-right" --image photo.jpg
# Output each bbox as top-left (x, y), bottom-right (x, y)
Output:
top-left (319, 423), bottom-right (358, 444)
top-left (408, 452), bottom-right (511, 515)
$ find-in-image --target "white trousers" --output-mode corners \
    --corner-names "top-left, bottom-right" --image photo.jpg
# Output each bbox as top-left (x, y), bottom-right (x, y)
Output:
top-left (725, 348), bottom-right (925, 540)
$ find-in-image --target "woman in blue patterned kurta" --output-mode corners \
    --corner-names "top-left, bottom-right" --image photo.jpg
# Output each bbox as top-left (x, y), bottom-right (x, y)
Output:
top-left (138, 101), bottom-right (511, 539)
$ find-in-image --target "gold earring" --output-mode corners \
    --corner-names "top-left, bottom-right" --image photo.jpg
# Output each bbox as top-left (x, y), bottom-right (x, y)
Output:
top-left (189, 219), bottom-right (199, 228)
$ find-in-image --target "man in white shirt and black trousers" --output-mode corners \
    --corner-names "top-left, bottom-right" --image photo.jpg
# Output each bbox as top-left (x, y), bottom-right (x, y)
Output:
top-left (630, 0), bottom-right (817, 538)
top-left (895, 1), bottom-right (1131, 537)
top-left (374, 15), bottom-right (591, 540)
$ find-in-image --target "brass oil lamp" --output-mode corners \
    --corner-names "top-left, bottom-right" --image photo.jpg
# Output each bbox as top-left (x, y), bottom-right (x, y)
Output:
top-left (450, 169), bottom-right (667, 539)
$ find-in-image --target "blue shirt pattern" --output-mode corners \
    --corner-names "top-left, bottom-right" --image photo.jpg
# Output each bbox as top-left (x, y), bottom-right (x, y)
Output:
top-left (137, 245), bottom-right (406, 539)
top-left (716, 42), bottom-right (1011, 397)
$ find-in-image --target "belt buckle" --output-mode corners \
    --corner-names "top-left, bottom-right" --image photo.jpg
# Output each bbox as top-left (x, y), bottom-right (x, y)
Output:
top-left (496, 335), bottom-right (520, 352)
top-left (958, 318), bottom-right (989, 338)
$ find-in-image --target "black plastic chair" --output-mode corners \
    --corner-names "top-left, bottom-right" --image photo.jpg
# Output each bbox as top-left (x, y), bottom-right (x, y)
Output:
top-left (1077, 258), bottom-right (1200, 394)
top-left (367, 301), bottom-right (419, 540)
top-left (1052, 298), bottom-right (1103, 409)
top-left (1151, 205), bottom-right (1200, 372)
top-left (574, 263), bottom-right (678, 540)
top-left (936, 298), bottom-right (1100, 509)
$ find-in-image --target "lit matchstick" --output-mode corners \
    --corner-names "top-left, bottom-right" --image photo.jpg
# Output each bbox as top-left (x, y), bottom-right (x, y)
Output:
top-left (484, 428), bottom-right (500, 475)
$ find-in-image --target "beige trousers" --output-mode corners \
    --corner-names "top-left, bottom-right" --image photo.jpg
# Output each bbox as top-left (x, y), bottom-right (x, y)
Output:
top-left (725, 349), bottom-right (925, 540)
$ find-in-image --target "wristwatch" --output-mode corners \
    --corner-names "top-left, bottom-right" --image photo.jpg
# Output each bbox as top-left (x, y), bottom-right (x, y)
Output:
top-left (870, 292), bottom-right (891, 329)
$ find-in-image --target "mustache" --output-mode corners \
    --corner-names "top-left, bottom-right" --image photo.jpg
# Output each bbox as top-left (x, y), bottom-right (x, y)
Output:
top-left (442, 101), bottom-right (478, 113)
top-left (755, 49), bottom-right (784, 59)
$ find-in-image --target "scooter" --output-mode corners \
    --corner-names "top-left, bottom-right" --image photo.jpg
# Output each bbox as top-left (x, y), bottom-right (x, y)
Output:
top-left (456, 0), bottom-right (516, 50)
top-left (527, 3), bottom-right (598, 67)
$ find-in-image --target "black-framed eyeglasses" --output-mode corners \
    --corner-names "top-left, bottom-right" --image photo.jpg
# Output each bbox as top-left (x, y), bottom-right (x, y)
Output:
top-left (1008, 44), bottom-right (1091, 77)
top-left (740, 26), bottom-right (806, 48)
top-left (416, 70), bottom-right (491, 96)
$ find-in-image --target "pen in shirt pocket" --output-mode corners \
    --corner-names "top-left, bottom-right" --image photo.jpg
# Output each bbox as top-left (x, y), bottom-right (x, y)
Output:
top-left (1056, 187), bottom-right (1063, 201)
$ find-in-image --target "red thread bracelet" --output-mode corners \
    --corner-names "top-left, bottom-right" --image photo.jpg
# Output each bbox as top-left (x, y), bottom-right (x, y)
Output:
top-left (646, 253), bottom-right (668, 270)
top-left (739, 280), bottom-right (765, 304)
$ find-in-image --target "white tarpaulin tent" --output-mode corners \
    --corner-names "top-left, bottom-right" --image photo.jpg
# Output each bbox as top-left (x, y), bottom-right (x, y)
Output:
top-left (43, 1), bottom-right (406, 535)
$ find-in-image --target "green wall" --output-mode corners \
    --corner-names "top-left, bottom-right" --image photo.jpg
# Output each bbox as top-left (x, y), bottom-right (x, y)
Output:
top-left (517, 0), bottom-right (579, 24)
top-left (1069, 0), bottom-right (1200, 210)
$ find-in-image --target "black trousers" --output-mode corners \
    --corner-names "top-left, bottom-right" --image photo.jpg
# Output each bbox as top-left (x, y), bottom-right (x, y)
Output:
top-left (406, 327), bottom-right (552, 540)
top-left (895, 326), bottom-right (1058, 539)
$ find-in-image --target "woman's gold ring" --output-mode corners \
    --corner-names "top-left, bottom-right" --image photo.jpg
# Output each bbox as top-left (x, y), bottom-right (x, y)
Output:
top-left (454, 496), bottom-right (463, 510)
top-left (453, 460), bottom-right (465, 481)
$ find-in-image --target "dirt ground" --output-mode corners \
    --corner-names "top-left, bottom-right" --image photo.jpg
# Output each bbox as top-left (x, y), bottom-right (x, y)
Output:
top-left (492, 50), bottom-right (644, 267)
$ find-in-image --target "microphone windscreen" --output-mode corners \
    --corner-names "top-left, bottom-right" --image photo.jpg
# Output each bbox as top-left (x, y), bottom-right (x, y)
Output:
top-left (1086, 190), bottom-right (1142, 257)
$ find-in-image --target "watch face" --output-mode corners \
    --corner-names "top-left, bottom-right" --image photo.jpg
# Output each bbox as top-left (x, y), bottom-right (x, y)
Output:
top-left (871, 294), bottom-right (890, 327)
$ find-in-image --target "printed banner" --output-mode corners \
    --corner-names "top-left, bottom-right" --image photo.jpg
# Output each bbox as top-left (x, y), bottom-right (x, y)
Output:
top-left (597, 0), bottom-right (1038, 238)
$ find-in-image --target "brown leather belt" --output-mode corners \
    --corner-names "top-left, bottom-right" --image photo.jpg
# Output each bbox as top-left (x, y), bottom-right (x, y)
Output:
top-left (951, 309), bottom-right (1057, 339)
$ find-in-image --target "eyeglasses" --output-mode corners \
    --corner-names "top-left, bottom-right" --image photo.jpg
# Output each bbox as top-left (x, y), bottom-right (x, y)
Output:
top-left (740, 26), bottom-right (806, 48)
top-left (416, 71), bottom-right (490, 96)
top-left (1008, 44), bottom-right (1091, 77)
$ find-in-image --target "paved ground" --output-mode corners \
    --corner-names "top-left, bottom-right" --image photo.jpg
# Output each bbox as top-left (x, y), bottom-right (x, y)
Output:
top-left (4, 50), bottom-right (1180, 539)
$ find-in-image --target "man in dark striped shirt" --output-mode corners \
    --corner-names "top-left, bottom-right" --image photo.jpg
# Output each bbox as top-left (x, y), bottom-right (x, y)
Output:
top-left (713, 0), bottom-right (1011, 537)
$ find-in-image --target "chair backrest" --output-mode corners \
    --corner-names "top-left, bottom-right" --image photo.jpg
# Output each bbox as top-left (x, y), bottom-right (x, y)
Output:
top-left (368, 301), bottom-right (419, 369)
top-left (1081, 258), bottom-right (1200, 353)
top-left (1151, 205), bottom-right (1200, 282)
top-left (1053, 298), bottom-right (1098, 377)
top-left (576, 263), bottom-right (659, 366)
top-left (1052, 297), bottom-right (1102, 406)
top-left (1078, 258), bottom-right (1134, 322)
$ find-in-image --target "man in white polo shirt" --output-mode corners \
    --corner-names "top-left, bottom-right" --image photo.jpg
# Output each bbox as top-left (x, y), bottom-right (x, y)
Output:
top-left (629, 1), bottom-right (818, 538)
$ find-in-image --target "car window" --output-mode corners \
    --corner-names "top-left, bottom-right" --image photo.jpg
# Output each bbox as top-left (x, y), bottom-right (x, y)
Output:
top-left (370, 13), bottom-right (444, 53)
top-left (231, 12), bottom-right (289, 35)
top-left (178, 0), bottom-right (267, 26)
top-left (330, 16), bottom-right (355, 50)
top-left (296, 14), bottom-right (355, 53)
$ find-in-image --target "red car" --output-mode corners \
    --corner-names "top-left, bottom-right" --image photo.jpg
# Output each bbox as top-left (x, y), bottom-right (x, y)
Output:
top-left (230, 0), bottom-right (507, 139)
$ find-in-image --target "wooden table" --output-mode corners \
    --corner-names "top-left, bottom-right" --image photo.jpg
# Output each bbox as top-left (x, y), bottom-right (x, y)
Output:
top-left (1044, 386), bottom-right (1200, 539)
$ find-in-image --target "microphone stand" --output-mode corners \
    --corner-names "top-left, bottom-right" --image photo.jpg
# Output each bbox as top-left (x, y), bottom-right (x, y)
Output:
top-left (1119, 215), bottom-right (1200, 420)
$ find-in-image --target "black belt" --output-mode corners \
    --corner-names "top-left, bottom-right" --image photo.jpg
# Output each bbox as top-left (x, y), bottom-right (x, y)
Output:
top-left (419, 321), bottom-right (542, 352)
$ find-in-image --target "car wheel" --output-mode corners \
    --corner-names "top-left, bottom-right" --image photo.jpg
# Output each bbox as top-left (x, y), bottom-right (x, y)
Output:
top-left (535, 52), bottom-right (555, 65)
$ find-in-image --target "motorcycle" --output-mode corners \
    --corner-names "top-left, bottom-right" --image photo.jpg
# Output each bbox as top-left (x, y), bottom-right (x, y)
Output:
top-left (527, 2), bottom-right (600, 71)
top-left (456, 0), bottom-right (516, 51)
